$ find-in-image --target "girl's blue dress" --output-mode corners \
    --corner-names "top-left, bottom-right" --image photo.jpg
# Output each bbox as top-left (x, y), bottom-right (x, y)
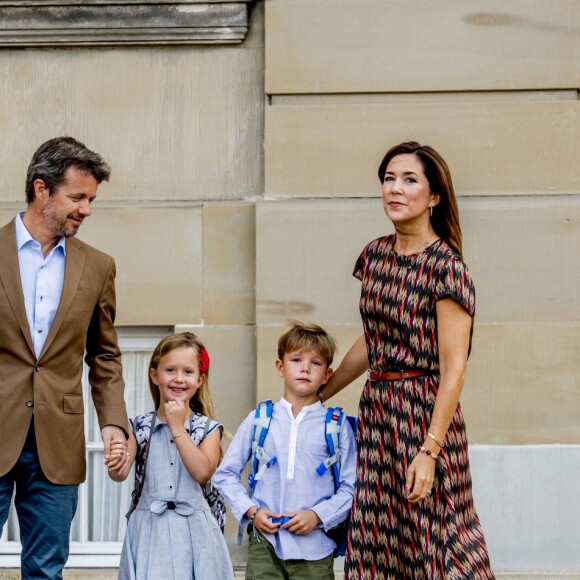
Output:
top-left (119, 413), bottom-right (234, 580)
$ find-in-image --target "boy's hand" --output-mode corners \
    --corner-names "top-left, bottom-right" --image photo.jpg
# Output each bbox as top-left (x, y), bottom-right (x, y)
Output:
top-left (245, 507), bottom-right (283, 535)
top-left (281, 510), bottom-right (321, 535)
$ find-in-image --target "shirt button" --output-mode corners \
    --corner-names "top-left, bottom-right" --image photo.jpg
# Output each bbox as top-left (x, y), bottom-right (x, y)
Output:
top-left (26, 400), bottom-right (34, 407)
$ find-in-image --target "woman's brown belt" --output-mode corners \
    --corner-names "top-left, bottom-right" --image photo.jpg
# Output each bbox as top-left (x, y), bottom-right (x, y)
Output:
top-left (369, 370), bottom-right (430, 381)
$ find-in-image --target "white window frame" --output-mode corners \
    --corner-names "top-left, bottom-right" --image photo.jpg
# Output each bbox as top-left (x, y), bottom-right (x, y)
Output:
top-left (0, 327), bottom-right (170, 569)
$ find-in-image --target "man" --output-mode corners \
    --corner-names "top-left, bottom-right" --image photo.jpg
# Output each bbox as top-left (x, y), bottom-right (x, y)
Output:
top-left (0, 137), bottom-right (130, 579)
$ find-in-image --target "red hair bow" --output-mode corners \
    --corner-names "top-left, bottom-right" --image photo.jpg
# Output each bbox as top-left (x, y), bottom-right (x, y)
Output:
top-left (199, 348), bottom-right (210, 374)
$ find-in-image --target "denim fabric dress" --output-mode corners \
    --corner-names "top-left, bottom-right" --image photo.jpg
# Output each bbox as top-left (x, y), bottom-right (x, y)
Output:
top-left (119, 416), bottom-right (234, 580)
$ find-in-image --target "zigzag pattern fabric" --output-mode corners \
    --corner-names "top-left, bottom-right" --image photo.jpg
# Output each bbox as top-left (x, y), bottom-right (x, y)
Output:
top-left (344, 235), bottom-right (494, 579)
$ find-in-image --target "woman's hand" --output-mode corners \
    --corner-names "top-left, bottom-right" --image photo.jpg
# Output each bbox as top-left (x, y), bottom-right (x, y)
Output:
top-left (405, 450), bottom-right (436, 502)
top-left (319, 334), bottom-right (369, 402)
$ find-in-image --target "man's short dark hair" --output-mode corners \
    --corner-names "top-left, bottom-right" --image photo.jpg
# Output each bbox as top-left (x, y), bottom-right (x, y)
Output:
top-left (25, 136), bottom-right (111, 203)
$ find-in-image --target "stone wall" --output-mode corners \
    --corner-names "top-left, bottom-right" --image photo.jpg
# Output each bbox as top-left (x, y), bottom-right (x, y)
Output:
top-left (0, 0), bottom-right (578, 574)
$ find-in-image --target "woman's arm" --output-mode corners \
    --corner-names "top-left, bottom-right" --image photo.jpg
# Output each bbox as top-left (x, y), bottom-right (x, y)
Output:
top-left (318, 334), bottom-right (369, 402)
top-left (405, 298), bottom-right (472, 502)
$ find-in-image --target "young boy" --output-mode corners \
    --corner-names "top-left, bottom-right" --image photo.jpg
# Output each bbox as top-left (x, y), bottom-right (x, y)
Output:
top-left (214, 320), bottom-right (356, 579)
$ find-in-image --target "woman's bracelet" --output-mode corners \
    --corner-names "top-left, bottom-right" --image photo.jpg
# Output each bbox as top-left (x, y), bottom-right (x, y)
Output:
top-left (249, 507), bottom-right (261, 525)
top-left (419, 446), bottom-right (440, 461)
top-left (172, 432), bottom-right (186, 439)
top-left (427, 432), bottom-right (443, 448)
top-left (316, 387), bottom-right (326, 404)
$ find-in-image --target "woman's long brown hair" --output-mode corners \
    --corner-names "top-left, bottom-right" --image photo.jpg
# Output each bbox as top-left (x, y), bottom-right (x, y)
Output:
top-left (378, 141), bottom-right (463, 257)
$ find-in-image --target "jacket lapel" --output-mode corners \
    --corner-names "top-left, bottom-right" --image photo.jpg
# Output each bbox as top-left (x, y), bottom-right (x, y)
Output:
top-left (39, 237), bottom-right (85, 360)
top-left (0, 219), bottom-right (35, 355)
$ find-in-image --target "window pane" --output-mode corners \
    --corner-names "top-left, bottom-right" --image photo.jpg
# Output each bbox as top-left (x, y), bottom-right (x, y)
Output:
top-left (87, 451), bottom-right (132, 542)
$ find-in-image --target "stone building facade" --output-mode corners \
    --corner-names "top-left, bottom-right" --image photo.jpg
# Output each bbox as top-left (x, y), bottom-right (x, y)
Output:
top-left (0, 1), bottom-right (578, 576)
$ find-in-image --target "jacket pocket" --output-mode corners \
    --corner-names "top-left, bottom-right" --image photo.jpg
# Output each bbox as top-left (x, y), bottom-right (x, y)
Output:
top-left (63, 394), bottom-right (84, 414)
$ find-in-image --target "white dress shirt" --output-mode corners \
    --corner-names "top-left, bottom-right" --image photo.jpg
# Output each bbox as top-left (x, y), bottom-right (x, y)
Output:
top-left (214, 397), bottom-right (357, 561)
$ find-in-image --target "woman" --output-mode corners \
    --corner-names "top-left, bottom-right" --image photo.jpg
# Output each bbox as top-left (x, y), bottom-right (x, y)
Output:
top-left (318, 142), bottom-right (494, 578)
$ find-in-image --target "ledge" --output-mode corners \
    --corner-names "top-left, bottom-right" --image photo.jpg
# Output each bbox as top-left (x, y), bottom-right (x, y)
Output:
top-left (0, 3), bottom-right (250, 46)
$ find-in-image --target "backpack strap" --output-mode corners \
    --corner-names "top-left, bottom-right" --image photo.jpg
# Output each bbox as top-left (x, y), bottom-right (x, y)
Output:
top-left (126, 411), bottom-right (156, 520)
top-left (237, 399), bottom-right (276, 545)
top-left (247, 399), bottom-right (277, 490)
top-left (199, 415), bottom-right (212, 498)
top-left (316, 406), bottom-right (345, 491)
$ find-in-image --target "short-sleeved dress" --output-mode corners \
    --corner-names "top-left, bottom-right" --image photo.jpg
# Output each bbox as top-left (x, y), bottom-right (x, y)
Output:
top-left (119, 412), bottom-right (234, 580)
top-left (345, 235), bottom-right (494, 579)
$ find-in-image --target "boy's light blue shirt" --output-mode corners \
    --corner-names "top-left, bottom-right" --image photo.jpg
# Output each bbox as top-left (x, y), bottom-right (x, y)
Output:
top-left (214, 397), bottom-right (357, 561)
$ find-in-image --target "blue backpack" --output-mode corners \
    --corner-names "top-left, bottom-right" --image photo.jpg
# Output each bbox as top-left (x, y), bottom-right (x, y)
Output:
top-left (244, 399), bottom-right (356, 557)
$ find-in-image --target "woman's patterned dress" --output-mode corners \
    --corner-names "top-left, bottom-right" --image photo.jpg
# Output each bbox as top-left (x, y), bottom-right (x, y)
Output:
top-left (344, 235), bottom-right (494, 580)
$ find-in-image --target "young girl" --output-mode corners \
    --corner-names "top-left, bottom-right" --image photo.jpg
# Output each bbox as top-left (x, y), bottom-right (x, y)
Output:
top-left (108, 332), bottom-right (234, 580)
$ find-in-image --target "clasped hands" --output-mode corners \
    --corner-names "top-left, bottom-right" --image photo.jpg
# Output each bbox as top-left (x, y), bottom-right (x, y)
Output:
top-left (247, 506), bottom-right (321, 536)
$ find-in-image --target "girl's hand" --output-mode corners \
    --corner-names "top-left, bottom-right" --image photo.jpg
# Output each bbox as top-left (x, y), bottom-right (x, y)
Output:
top-left (104, 439), bottom-right (128, 470)
top-left (405, 451), bottom-right (436, 502)
top-left (106, 434), bottom-right (136, 482)
top-left (164, 400), bottom-right (189, 434)
top-left (282, 510), bottom-right (321, 535)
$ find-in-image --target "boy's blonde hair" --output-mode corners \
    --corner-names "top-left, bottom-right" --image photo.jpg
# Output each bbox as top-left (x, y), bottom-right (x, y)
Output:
top-left (277, 319), bottom-right (337, 366)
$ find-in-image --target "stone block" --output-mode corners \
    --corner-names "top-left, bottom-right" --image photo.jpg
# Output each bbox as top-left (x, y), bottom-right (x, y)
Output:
top-left (265, 100), bottom-right (580, 197)
top-left (80, 203), bottom-right (203, 325)
top-left (256, 199), bottom-right (389, 325)
top-left (256, 197), bottom-right (580, 326)
top-left (463, 323), bottom-right (580, 444)
top-left (266, 0), bottom-right (580, 94)
top-left (203, 203), bottom-right (255, 325)
top-left (0, 45), bottom-right (263, 202)
top-left (470, 445), bottom-right (580, 571)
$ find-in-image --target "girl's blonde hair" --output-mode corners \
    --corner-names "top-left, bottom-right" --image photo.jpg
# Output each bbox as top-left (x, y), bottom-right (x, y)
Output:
top-left (148, 332), bottom-right (217, 420)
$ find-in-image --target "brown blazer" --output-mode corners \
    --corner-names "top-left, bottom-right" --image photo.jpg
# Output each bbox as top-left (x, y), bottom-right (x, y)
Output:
top-left (0, 219), bottom-right (129, 484)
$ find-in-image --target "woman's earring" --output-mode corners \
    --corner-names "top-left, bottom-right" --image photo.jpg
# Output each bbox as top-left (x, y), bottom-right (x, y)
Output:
top-left (430, 206), bottom-right (433, 218)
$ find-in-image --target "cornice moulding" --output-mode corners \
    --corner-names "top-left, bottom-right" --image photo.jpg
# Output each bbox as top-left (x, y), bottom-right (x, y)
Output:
top-left (0, 3), bottom-right (250, 46)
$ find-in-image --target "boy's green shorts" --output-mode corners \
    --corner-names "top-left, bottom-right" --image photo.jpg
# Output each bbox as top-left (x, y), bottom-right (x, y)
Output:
top-left (245, 529), bottom-right (335, 580)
